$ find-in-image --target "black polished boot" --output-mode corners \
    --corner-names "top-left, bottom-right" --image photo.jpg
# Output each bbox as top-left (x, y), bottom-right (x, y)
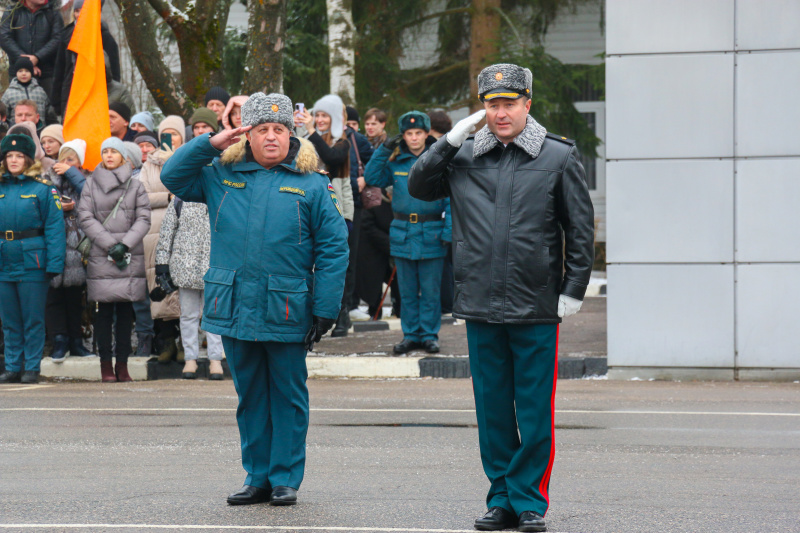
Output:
top-left (135, 333), bottom-right (153, 357)
top-left (0, 371), bottom-right (22, 383)
top-left (269, 486), bottom-right (297, 506)
top-left (21, 371), bottom-right (40, 384)
top-left (227, 484), bottom-right (271, 505)
top-left (518, 511), bottom-right (547, 532)
top-left (393, 338), bottom-right (421, 355)
top-left (330, 308), bottom-right (350, 338)
top-left (422, 339), bottom-right (440, 353)
top-left (474, 507), bottom-right (518, 531)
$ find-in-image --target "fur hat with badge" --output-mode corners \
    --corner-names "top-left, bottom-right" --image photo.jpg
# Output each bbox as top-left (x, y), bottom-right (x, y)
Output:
top-left (1, 134), bottom-right (36, 160)
top-left (477, 63), bottom-right (533, 101)
top-left (241, 92), bottom-right (295, 131)
top-left (398, 111), bottom-right (430, 134)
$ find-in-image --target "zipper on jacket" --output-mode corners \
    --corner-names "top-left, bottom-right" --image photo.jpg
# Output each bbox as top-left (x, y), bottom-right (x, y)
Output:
top-left (214, 191), bottom-right (228, 232)
top-left (297, 201), bottom-right (301, 244)
top-left (286, 296), bottom-right (289, 320)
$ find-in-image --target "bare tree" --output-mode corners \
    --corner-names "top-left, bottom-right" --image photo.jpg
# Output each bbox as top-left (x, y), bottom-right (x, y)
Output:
top-left (242, 0), bottom-right (287, 94)
top-left (116, 0), bottom-right (233, 117)
top-left (326, 0), bottom-right (355, 105)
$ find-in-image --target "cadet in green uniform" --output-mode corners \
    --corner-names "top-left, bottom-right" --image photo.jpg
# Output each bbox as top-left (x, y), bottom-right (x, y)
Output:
top-left (409, 64), bottom-right (595, 532)
top-left (161, 93), bottom-right (349, 507)
top-left (0, 134), bottom-right (66, 384)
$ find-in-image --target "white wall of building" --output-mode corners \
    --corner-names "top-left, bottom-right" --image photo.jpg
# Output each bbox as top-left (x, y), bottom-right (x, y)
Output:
top-left (606, 0), bottom-right (800, 380)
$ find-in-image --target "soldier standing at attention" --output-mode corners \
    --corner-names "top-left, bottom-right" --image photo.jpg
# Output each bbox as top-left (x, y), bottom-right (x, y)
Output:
top-left (0, 133), bottom-right (65, 384)
top-left (408, 64), bottom-right (595, 532)
top-left (160, 93), bottom-right (349, 507)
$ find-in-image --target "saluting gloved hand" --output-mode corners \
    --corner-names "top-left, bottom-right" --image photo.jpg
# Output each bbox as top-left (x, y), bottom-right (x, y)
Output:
top-left (383, 134), bottom-right (402, 151)
top-left (447, 110), bottom-right (486, 148)
top-left (304, 316), bottom-right (337, 351)
top-left (108, 243), bottom-right (129, 262)
top-left (557, 294), bottom-right (583, 318)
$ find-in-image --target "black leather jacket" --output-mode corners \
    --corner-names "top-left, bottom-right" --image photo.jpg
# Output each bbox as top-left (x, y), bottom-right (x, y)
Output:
top-left (0, 1), bottom-right (63, 78)
top-left (408, 128), bottom-right (594, 324)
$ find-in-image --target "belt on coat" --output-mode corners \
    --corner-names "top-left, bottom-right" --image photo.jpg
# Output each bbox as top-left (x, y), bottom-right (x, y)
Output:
top-left (0, 229), bottom-right (45, 241)
top-left (393, 212), bottom-right (444, 223)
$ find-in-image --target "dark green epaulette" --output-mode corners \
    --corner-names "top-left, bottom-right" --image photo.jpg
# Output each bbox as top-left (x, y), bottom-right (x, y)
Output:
top-left (546, 132), bottom-right (576, 145)
top-left (31, 175), bottom-right (55, 187)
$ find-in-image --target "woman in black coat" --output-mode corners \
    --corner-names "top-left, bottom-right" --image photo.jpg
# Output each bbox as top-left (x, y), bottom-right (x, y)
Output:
top-left (357, 189), bottom-right (401, 319)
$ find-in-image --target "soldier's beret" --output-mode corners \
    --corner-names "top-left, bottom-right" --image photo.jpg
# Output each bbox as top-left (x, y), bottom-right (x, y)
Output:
top-left (241, 92), bottom-right (295, 131)
top-left (1, 134), bottom-right (36, 160)
top-left (477, 63), bottom-right (533, 101)
top-left (398, 111), bottom-right (430, 134)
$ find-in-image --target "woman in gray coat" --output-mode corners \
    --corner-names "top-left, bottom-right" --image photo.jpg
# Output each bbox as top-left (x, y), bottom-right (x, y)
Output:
top-left (78, 137), bottom-right (151, 382)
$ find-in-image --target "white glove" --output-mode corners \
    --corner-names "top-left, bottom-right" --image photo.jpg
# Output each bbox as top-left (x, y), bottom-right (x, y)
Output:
top-left (446, 110), bottom-right (486, 147)
top-left (558, 295), bottom-right (583, 318)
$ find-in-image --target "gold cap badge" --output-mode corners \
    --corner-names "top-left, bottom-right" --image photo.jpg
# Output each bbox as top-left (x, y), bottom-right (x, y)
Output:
top-left (271, 104), bottom-right (279, 112)
top-left (495, 72), bottom-right (503, 81)
top-left (410, 117), bottom-right (415, 123)
top-left (11, 140), bottom-right (16, 145)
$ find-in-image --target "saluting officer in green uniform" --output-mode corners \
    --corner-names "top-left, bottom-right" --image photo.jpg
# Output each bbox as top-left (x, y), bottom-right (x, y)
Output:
top-left (161, 93), bottom-right (349, 507)
top-left (0, 134), bottom-right (66, 384)
top-left (409, 64), bottom-right (595, 531)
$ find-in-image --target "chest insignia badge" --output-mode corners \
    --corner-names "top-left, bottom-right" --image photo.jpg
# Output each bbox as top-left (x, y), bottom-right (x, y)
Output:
top-left (223, 179), bottom-right (246, 189)
top-left (280, 186), bottom-right (306, 197)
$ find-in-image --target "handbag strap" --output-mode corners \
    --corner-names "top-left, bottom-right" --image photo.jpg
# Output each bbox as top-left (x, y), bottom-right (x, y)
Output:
top-left (349, 132), bottom-right (364, 174)
top-left (101, 178), bottom-right (133, 228)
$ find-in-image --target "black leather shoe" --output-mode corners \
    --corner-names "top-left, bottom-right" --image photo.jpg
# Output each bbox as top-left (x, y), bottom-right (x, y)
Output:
top-left (0, 371), bottom-right (22, 384)
top-left (518, 511), bottom-right (546, 532)
top-left (422, 339), bottom-right (440, 353)
top-left (20, 371), bottom-right (39, 384)
top-left (474, 507), bottom-right (517, 531)
top-left (393, 339), bottom-right (421, 354)
top-left (269, 486), bottom-right (297, 506)
top-left (226, 485), bottom-right (271, 505)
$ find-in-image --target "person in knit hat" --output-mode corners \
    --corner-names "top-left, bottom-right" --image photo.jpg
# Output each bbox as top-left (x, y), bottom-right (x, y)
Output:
top-left (1, 57), bottom-right (50, 125)
top-left (160, 91), bottom-right (348, 507)
top-left (39, 124), bottom-right (64, 159)
top-left (204, 87), bottom-right (230, 125)
top-left (109, 101), bottom-right (136, 142)
top-left (134, 130), bottom-right (158, 164)
top-left (0, 133), bottom-right (66, 384)
top-left (124, 141), bottom-right (143, 171)
top-left (44, 137), bottom-right (94, 362)
top-left (140, 115), bottom-right (185, 362)
top-left (78, 136), bottom-right (151, 382)
top-left (130, 111), bottom-right (155, 133)
top-left (189, 107), bottom-right (219, 136)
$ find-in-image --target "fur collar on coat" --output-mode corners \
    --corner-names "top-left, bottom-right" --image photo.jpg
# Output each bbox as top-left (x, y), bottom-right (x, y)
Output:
top-left (473, 115), bottom-right (547, 159)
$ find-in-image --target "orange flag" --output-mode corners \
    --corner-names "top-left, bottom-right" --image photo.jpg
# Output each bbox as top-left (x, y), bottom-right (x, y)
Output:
top-left (63, 0), bottom-right (110, 171)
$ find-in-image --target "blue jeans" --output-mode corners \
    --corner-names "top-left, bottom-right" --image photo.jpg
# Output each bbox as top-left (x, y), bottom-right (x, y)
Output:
top-left (395, 257), bottom-right (444, 342)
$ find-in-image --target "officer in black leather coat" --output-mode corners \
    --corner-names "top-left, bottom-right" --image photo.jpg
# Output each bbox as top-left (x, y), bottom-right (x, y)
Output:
top-left (408, 63), bottom-right (594, 533)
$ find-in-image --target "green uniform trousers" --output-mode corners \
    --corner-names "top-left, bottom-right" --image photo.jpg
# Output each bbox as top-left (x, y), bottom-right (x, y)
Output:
top-left (466, 321), bottom-right (559, 517)
top-left (222, 337), bottom-right (310, 491)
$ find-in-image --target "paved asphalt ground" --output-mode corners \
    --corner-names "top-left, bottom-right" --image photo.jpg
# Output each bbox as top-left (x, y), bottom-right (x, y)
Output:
top-left (1, 379), bottom-right (799, 533)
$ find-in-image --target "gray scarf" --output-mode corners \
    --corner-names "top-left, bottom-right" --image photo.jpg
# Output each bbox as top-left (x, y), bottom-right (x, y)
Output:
top-left (473, 115), bottom-right (547, 159)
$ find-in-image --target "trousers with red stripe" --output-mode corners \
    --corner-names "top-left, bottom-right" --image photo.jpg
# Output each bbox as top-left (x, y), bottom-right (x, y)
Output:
top-left (466, 321), bottom-right (559, 517)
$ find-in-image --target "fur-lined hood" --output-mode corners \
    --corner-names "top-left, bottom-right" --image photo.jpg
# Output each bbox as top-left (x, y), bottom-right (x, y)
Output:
top-left (0, 160), bottom-right (44, 180)
top-left (219, 136), bottom-right (319, 174)
top-left (473, 115), bottom-right (547, 159)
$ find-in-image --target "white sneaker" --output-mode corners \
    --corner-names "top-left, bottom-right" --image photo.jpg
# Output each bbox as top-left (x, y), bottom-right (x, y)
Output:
top-left (349, 308), bottom-right (371, 321)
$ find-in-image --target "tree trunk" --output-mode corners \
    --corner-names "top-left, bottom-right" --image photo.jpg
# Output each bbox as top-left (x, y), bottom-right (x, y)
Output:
top-left (327, 0), bottom-right (355, 105)
top-left (117, 0), bottom-right (192, 116)
top-left (242, 0), bottom-right (287, 95)
top-left (469, 0), bottom-right (500, 112)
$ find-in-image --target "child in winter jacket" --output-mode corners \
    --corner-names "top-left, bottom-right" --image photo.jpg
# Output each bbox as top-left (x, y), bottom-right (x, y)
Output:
top-left (1, 58), bottom-right (50, 123)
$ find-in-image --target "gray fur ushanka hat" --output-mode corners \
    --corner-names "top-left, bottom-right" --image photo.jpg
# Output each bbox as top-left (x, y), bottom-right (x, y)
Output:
top-left (241, 92), bottom-right (294, 130)
top-left (477, 63), bottom-right (533, 101)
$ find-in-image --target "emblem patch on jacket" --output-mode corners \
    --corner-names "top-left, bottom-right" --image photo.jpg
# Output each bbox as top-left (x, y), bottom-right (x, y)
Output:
top-left (279, 186), bottom-right (305, 196)
top-left (223, 179), bottom-right (246, 189)
top-left (394, 171), bottom-right (408, 176)
top-left (52, 190), bottom-right (62, 210)
top-left (20, 194), bottom-right (37, 198)
top-left (327, 184), bottom-right (343, 216)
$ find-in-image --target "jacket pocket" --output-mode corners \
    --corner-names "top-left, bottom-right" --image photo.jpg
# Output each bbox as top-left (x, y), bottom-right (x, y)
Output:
top-left (454, 241), bottom-right (465, 282)
top-left (203, 267), bottom-right (236, 320)
top-left (267, 275), bottom-right (309, 326)
top-left (422, 221), bottom-right (444, 245)
top-left (389, 224), bottom-right (408, 247)
top-left (532, 243), bottom-right (550, 290)
top-left (22, 239), bottom-right (46, 270)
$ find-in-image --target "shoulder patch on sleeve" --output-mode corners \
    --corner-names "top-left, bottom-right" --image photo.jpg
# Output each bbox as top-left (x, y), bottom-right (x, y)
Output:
top-left (545, 132), bottom-right (576, 145)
